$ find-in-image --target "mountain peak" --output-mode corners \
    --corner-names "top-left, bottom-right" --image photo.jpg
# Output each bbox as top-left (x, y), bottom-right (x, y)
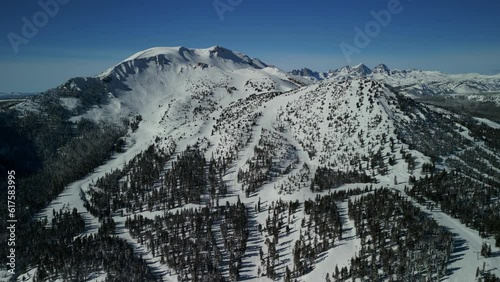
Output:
top-left (208, 45), bottom-right (230, 53)
top-left (373, 64), bottom-right (391, 74)
top-left (206, 45), bottom-right (264, 67)
top-left (102, 46), bottom-right (271, 78)
top-left (289, 68), bottom-right (314, 76)
top-left (333, 64), bottom-right (371, 76)
top-left (289, 68), bottom-right (329, 81)
top-left (353, 63), bottom-right (372, 75)
top-left (123, 46), bottom-right (192, 62)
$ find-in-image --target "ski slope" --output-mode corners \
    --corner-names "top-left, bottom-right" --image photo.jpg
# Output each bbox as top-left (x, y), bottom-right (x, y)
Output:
top-left (10, 46), bottom-right (500, 282)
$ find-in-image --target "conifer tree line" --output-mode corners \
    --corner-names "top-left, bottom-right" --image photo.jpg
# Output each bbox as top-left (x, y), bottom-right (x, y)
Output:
top-left (0, 97), bottom-right (126, 277)
top-left (311, 166), bottom-right (374, 192)
top-left (257, 198), bottom-right (300, 279)
top-left (33, 233), bottom-right (157, 282)
top-left (409, 170), bottom-right (500, 247)
top-left (289, 188), bottom-right (372, 280)
top-left (254, 187), bottom-right (368, 280)
top-left (394, 90), bottom-right (500, 164)
top-left (11, 208), bottom-right (85, 281)
top-left (456, 147), bottom-right (500, 180)
top-left (446, 156), bottom-right (500, 189)
top-left (338, 189), bottom-right (453, 281)
top-left (237, 129), bottom-right (299, 197)
top-left (212, 91), bottom-right (284, 167)
top-left (125, 200), bottom-right (248, 281)
top-left (86, 143), bottom-right (229, 219)
top-left (0, 77), bottom-right (126, 227)
top-left (446, 158), bottom-right (500, 188)
top-left (393, 93), bottom-right (473, 160)
top-left (12, 208), bottom-right (156, 282)
top-left (274, 163), bottom-right (311, 195)
top-left (292, 194), bottom-right (343, 277)
top-left (461, 118), bottom-right (500, 151)
top-left (86, 142), bottom-right (176, 218)
top-left (0, 115), bottom-right (125, 228)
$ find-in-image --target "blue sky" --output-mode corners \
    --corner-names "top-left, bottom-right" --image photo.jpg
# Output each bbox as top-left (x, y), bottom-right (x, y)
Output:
top-left (1, 0), bottom-right (499, 92)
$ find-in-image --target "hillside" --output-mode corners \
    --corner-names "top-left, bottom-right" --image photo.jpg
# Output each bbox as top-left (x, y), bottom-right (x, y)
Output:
top-left (1, 47), bottom-right (500, 282)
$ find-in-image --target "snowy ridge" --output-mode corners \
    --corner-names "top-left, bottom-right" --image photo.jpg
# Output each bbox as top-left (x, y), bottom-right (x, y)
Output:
top-left (290, 64), bottom-right (500, 96)
top-left (102, 46), bottom-right (270, 79)
top-left (9, 46), bottom-right (500, 282)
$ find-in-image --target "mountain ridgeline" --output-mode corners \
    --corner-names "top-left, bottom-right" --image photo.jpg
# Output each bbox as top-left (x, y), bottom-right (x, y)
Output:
top-left (1, 46), bottom-right (500, 282)
top-left (290, 63), bottom-right (500, 96)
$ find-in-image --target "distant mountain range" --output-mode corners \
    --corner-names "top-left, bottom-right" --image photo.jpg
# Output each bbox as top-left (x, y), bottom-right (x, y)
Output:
top-left (290, 63), bottom-right (500, 96)
top-left (0, 92), bottom-right (39, 100)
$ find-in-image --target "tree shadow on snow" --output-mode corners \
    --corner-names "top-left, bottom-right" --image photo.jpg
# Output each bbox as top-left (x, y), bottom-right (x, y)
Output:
top-left (445, 234), bottom-right (468, 277)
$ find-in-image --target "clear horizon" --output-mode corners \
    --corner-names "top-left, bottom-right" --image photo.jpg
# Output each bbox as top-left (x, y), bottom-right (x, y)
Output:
top-left (1, 0), bottom-right (500, 93)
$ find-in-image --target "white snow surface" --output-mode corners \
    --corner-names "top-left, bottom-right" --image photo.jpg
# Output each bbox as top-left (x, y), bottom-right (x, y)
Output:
top-left (291, 64), bottom-right (500, 96)
top-left (474, 117), bottom-right (500, 129)
top-left (11, 46), bottom-right (500, 281)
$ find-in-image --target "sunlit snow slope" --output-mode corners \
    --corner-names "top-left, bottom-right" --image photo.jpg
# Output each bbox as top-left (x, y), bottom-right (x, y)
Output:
top-left (9, 47), bottom-right (500, 282)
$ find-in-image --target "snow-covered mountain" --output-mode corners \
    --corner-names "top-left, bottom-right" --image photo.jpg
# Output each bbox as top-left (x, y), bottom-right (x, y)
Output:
top-left (289, 68), bottom-right (330, 81)
top-left (290, 64), bottom-right (500, 96)
top-left (15, 46), bottom-right (311, 122)
top-left (7, 46), bottom-right (500, 282)
top-left (372, 63), bottom-right (391, 75)
top-left (330, 63), bottom-right (373, 77)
